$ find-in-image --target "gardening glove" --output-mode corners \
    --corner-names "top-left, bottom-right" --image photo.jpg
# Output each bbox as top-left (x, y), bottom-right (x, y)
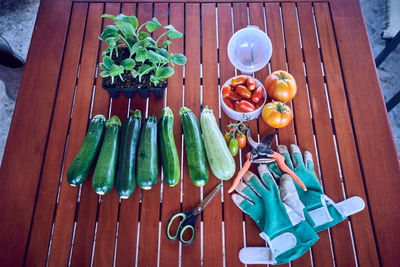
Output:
top-left (269, 144), bottom-right (365, 232)
top-left (232, 164), bottom-right (319, 265)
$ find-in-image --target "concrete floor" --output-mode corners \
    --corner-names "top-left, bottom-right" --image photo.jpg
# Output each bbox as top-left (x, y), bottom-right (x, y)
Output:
top-left (0, 0), bottom-right (399, 164)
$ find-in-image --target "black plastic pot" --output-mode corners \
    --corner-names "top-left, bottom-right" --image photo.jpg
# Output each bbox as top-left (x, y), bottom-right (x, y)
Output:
top-left (102, 80), bottom-right (167, 99)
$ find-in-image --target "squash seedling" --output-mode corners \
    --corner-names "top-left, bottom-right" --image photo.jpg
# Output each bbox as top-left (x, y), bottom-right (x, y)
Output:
top-left (99, 13), bottom-right (186, 99)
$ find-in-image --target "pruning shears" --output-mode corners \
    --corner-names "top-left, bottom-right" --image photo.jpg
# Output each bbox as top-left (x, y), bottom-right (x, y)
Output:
top-left (228, 129), bottom-right (307, 193)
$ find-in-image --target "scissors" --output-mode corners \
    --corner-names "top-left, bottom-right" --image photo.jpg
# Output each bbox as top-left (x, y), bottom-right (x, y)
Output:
top-left (227, 129), bottom-right (307, 193)
top-left (167, 183), bottom-right (222, 245)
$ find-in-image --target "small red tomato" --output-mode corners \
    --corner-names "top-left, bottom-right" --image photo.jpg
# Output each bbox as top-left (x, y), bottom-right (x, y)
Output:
top-left (231, 76), bottom-right (247, 87)
top-left (247, 78), bottom-right (257, 91)
top-left (222, 85), bottom-right (231, 98)
top-left (234, 101), bottom-right (242, 112)
top-left (229, 91), bottom-right (242, 101)
top-left (235, 85), bottom-right (252, 99)
top-left (223, 97), bottom-right (234, 110)
top-left (251, 86), bottom-right (264, 103)
top-left (255, 96), bottom-right (265, 109)
top-left (237, 134), bottom-right (246, 149)
top-left (239, 100), bottom-right (256, 112)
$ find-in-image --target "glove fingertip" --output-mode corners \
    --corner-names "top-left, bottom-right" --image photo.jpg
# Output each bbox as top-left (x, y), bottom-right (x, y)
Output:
top-left (277, 145), bottom-right (289, 155)
top-left (304, 151), bottom-right (315, 171)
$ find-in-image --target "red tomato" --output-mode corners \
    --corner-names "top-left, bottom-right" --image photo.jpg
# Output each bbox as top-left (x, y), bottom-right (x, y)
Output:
top-left (223, 97), bottom-right (234, 110)
top-left (251, 86), bottom-right (264, 103)
top-left (239, 100), bottom-right (255, 112)
top-left (246, 78), bottom-right (257, 91)
top-left (237, 134), bottom-right (246, 149)
top-left (229, 91), bottom-right (242, 101)
top-left (222, 85), bottom-right (231, 98)
top-left (262, 101), bottom-right (293, 128)
top-left (255, 96), bottom-right (265, 109)
top-left (231, 76), bottom-right (247, 87)
top-left (234, 100), bottom-right (242, 112)
top-left (235, 85), bottom-right (252, 99)
top-left (264, 70), bottom-right (297, 102)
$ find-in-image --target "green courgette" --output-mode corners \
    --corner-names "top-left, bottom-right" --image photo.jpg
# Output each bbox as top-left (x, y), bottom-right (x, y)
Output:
top-left (159, 107), bottom-right (180, 186)
top-left (136, 115), bottom-right (158, 190)
top-left (67, 114), bottom-right (106, 186)
top-left (179, 106), bottom-right (209, 187)
top-left (115, 110), bottom-right (142, 199)
top-left (92, 115), bottom-right (121, 195)
top-left (200, 106), bottom-right (235, 180)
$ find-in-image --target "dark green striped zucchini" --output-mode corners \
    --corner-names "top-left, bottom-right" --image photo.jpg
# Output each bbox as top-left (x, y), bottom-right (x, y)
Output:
top-left (159, 107), bottom-right (180, 186)
top-left (92, 115), bottom-right (121, 195)
top-left (136, 115), bottom-right (158, 190)
top-left (115, 110), bottom-right (142, 199)
top-left (67, 114), bottom-right (106, 186)
top-left (179, 106), bottom-right (209, 187)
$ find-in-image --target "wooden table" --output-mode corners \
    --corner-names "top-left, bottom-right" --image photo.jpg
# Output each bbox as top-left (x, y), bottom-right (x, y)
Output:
top-left (1, 0), bottom-right (399, 266)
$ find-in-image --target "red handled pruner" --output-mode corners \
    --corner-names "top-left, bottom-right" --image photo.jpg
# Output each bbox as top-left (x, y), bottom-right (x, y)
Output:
top-left (228, 129), bottom-right (307, 193)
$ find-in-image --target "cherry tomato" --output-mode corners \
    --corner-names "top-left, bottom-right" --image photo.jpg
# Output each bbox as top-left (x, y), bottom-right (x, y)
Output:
top-left (229, 138), bottom-right (239, 156)
top-left (262, 101), bottom-right (293, 128)
top-left (237, 134), bottom-right (246, 149)
top-left (246, 78), bottom-right (257, 91)
top-left (222, 84), bottom-right (231, 98)
top-left (223, 97), bottom-right (234, 110)
top-left (251, 86), bottom-right (264, 103)
top-left (234, 100), bottom-right (242, 112)
top-left (231, 76), bottom-right (247, 87)
top-left (224, 132), bottom-right (232, 144)
top-left (264, 70), bottom-right (297, 102)
top-left (255, 97), bottom-right (265, 109)
top-left (235, 85), bottom-right (252, 99)
top-left (228, 91), bottom-right (242, 101)
top-left (239, 100), bottom-right (256, 112)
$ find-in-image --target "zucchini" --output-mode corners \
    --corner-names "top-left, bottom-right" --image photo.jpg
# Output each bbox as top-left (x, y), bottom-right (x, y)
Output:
top-left (159, 107), bottom-right (180, 186)
top-left (92, 115), bottom-right (121, 195)
top-left (200, 106), bottom-right (235, 180)
top-left (179, 107), bottom-right (209, 187)
top-left (136, 115), bottom-right (158, 190)
top-left (67, 114), bottom-right (106, 186)
top-left (115, 110), bottom-right (142, 199)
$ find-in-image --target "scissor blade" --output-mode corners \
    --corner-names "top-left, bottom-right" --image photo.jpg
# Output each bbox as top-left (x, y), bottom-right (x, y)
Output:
top-left (194, 183), bottom-right (222, 215)
top-left (246, 128), bottom-right (259, 149)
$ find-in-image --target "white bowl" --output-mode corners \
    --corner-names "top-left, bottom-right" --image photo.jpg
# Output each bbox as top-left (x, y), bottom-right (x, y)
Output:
top-left (220, 75), bottom-right (267, 121)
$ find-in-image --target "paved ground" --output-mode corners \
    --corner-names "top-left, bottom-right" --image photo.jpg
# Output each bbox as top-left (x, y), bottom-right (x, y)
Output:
top-left (0, 0), bottom-right (399, 165)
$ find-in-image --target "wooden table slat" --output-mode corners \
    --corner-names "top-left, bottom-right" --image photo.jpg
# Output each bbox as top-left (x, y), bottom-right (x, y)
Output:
top-left (217, 3), bottom-right (245, 267)
top-left (47, 4), bottom-right (104, 266)
top-left (158, 3), bottom-right (185, 266)
top-left (24, 3), bottom-right (88, 266)
top-left (181, 4), bottom-right (202, 266)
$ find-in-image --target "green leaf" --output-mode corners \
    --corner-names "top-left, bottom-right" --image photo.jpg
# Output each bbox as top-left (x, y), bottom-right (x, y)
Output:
top-left (135, 48), bottom-right (149, 62)
top-left (150, 75), bottom-right (160, 86)
top-left (138, 64), bottom-right (153, 75)
top-left (171, 53), bottom-right (187, 66)
top-left (144, 37), bottom-right (156, 47)
top-left (109, 64), bottom-right (125, 76)
top-left (103, 56), bottom-right (114, 69)
top-left (101, 14), bottom-right (115, 19)
top-left (138, 32), bottom-right (150, 40)
top-left (156, 48), bottom-right (169, 59)
top-left (105, 37), bottom-right (117, 47)
top-left (100, 70), bottom-right (110, 77)
top-left (101, 25), bottom-right (119, 39)
top-left (156, 66), bottom-right (174, 79)
top-left (162, 40), bottom-right (172, 48)
top-left (102, 47), bottom-right (112, 56)
top-left (115, 20), bottom-right (135, 38)
top-left (145, 17), bottom-right (162, 33)
top-left (131, 69), bottom-right (139, 78)
top-left (121, 58), bottom-right (136, 70)
top-left (164, 25), bottom-right (183, 39)
top-left (148, 50), bottom-right (169, 64)
top-left (117, 15), bottom-right (138, 30)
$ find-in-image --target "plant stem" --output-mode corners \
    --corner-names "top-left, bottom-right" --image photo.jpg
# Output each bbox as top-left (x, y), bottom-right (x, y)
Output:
top-left (137, 23), bottom-right (146, 35)
top-left (155, 31), bottom-right (168, 46)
